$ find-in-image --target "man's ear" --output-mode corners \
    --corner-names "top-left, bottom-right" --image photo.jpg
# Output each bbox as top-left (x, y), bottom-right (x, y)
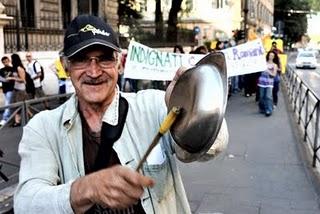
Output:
top-left (62, 57), bottom-right (70, 75)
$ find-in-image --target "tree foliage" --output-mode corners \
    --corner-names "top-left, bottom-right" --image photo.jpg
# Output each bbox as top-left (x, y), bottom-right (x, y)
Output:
top-left (309, 0), bottom-right (320, 11)
top-left (166, 0), bottom-right (183, 42)
top-left (118, 0), bottom-right (142, 25)
top-left (118, 0), bottom-right (143, 46)
top-left (155, 0), bottom-right (164, 39)
top-left (274, 0), bottom-right (311, 44)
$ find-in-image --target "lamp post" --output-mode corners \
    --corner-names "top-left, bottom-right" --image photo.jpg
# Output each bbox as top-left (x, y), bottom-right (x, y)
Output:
top-left (243, 0), bottom-right (249, 41)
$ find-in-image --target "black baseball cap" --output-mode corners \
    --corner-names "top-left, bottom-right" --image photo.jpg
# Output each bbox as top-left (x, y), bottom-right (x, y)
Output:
top-left (63, 15), bottom-right (121, 57)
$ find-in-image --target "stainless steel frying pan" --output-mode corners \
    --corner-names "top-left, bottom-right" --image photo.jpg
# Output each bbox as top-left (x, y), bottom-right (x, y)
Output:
top-left (168, 52), bottom-right (228, 157)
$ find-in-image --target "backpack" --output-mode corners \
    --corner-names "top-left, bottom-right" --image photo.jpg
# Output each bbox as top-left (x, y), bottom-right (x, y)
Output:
top-left (33, 61), bottom-right (44, 82)
top-left (25, 70), bottom-right (35, 95)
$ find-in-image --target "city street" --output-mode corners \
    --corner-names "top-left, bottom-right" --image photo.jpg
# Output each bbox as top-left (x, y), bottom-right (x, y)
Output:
top-left (1, 0), bottom-right (320, 213)
top-left (180, 88), bottom-right (320, 213)
top-left (1, 80), bottom-right (320, 213)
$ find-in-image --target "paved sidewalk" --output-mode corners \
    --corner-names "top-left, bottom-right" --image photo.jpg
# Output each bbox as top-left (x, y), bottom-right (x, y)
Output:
top-left (179, 87), bottom-right (320, 214)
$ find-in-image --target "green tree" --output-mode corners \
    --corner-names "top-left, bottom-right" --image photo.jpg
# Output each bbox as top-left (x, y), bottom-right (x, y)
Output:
top-left (155, 0), bottom-right (164, 40)
top-left (166, 0), bottom-right (183, 42)
top-left (274, 0), bottom-right (311, 45)
top-left (118, 1), bottom-right (143, 36)
top-left (309, 0), bottom-right (320, 11)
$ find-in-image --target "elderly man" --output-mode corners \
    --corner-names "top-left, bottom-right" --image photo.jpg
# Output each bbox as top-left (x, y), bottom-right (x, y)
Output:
top-left (14, 15), bottom-right (228, 213)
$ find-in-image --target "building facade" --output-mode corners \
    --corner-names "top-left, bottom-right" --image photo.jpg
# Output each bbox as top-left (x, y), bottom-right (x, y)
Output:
top-left (246, 0), bottom-right (274, 36)
top-left (1, 0), bottom-right (119, 53)
top-left (140, 0), bottom-right (274, 45)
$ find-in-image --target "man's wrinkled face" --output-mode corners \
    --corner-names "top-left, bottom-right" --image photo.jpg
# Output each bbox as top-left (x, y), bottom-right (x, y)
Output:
top-left (67, 46), bottom-right (119, 106)
top-left (2, 58), bottom-right (10, 67)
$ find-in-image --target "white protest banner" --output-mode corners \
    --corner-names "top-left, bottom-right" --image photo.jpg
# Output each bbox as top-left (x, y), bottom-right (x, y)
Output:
top-left (123, 41), bottom-right (203, 81)
top-left (222, 39), bottom-right (267, 77)
top-left (123, 39), bottom-right (267, 80)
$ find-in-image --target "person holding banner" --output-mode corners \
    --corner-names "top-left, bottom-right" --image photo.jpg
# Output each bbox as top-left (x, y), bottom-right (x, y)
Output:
top-left (270, 41), bottom-right (284, 55)
top-left (14, 14), bottom-right (228, 214)
top-left (269, 42), bottom-right (282, 108)
top-left (257, 51), bottom-right (278, 116)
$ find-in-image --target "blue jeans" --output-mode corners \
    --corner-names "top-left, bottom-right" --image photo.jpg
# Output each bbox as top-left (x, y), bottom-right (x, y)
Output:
top-left (273, 80), bottom-right (280, 105)
top-left (231, 76), bottom-right (239, 92)
top-left (259, 87), bottom-right (273, 114)
top-left (2, 90), bottom-right (13, 121)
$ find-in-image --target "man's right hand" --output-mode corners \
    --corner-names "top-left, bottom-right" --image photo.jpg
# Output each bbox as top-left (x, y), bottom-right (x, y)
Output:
top-left (70, 165), bottom-right (154, 213)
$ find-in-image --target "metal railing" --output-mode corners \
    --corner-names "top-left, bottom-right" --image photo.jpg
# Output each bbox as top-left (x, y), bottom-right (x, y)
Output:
top-left (0, 93), bottom-right (71, 213)
top-left (284, 65), bottom-right (320, 167)
top-left (0, 93), bottom-right (71, 129)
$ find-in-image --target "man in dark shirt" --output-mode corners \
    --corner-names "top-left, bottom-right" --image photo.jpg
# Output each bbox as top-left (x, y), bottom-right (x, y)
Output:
top-left (0, 56), bottom-right (15, 127)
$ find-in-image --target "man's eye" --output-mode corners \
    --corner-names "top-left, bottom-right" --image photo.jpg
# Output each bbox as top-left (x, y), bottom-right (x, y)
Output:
top-left (100, 55), bottom-right (114, 62)
top-left (69, 56), bottom-right (87, 63)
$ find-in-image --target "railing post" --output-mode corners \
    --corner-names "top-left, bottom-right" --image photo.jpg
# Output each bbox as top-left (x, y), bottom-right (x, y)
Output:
top-left (312, 101), bottom-right (320, 167)
top-left (304, 91), bottom-right (309, 141)
top-left (21, 101), bottom-right (27, 126)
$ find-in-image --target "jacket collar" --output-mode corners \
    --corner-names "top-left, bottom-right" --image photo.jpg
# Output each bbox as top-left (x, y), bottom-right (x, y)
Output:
top-left (61, 85), bottom-right (120, 130)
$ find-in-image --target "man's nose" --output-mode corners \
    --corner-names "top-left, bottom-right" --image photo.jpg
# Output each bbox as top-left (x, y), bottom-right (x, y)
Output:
top-left (87, 59), bottom-right (102, 77)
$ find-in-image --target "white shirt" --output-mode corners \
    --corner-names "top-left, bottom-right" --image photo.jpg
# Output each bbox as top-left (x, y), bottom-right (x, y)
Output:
top-left (26, 60), bottom-right (42, 88)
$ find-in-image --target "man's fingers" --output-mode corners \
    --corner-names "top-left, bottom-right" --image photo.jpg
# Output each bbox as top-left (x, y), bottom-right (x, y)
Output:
top-left (113, 172), bottom-right (146, 200)
top-left (119, 166), bottom-right (155, 188)
top-left (91, 165), bottom-right (155, 209)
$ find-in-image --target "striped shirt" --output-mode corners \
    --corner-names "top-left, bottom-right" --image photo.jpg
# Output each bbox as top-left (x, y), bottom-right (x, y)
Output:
top-left (257, 63), bottom-right (276, 88)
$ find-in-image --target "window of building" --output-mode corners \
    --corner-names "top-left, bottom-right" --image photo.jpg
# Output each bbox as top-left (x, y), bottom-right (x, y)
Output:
top-left (62, 0), bottom-right (72, 28)
top-left (213, 0), bottom-right (225, 9)
top-left (19, 0), bottom-right (35, 27)
top-left (78, 0), bottom-right (99, 16)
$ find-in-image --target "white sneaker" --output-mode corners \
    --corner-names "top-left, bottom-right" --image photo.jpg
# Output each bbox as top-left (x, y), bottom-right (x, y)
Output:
top-left (0, 120), bottom-right (6, 126)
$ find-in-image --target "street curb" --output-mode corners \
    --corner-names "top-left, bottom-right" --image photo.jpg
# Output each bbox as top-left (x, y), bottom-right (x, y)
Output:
top-left (281, 81), bottom-right (320, 207)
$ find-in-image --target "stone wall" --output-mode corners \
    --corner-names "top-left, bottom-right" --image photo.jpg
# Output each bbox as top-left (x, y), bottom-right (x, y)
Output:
top-left (105, 0), bottom-right (119, 31)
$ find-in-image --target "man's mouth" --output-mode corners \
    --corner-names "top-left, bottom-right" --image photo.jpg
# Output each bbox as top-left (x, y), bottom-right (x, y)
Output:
top-left (82, 78), bottom-right (107, 85)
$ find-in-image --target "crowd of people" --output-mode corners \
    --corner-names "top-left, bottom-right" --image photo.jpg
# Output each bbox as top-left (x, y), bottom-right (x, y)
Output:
top-left (0, 37), bottom-right (284, 130)
top-left (0, 52), bottom-right (48, 127)
top-left (170, 40), bottom-right (284, 118)
top-left (229, 41), bottom-right (283, 117)
top-left (0, 51), bottom-right (68, 127)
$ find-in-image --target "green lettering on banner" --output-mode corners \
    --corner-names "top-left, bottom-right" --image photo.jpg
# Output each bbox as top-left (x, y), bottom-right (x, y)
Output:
top-left (172, 54), bottom-right (183, 67)
top-left (155, 50), bottom-right (163, 66)
top-left (142, 48), bottom-right (148, 63)
top-left (130, 43), bottom-right (184, 68)
top-left (163, 53), bottom-right (171, 67)
top-left (148, 50), bottom-right (156, 65)
top-left (130, 45), bottom-right (143, 63)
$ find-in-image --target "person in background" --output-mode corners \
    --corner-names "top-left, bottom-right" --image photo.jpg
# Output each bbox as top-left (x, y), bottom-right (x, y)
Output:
top-left (270, 41), bottom-right (284, 55)
top-left (14, 14), bottom-right (228, 214)
top-left (257, 51), bottom-right (278, 117)
top-left (50, 50), bottom-right (68, 103)
top-left (120, 50), bottom-right (138, 92)
top-left (193, 45), bottom-right (208, 54)
top-left (25, 52), bottom-right (49, 109)
top-left (271, 51), bottom-right (281, 108)
top-left (173, 44), bottom-right (184, 53)
top-left (214, 41), bottom-right (224, 51)
top-left (55, 50), bottom-right (68, 95)
top-left (0, 56), bottom-right (15, 127)
top-left (189, 45), bottom-right (195, 54)
top-left (8, 54), bottom-right (27, 126)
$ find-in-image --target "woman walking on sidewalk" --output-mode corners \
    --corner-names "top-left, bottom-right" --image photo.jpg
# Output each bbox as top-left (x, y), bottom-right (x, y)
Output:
top-left (257, 51), bottom-right (278, 117)
top-left (7, 54), bottom-right (28, 126)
